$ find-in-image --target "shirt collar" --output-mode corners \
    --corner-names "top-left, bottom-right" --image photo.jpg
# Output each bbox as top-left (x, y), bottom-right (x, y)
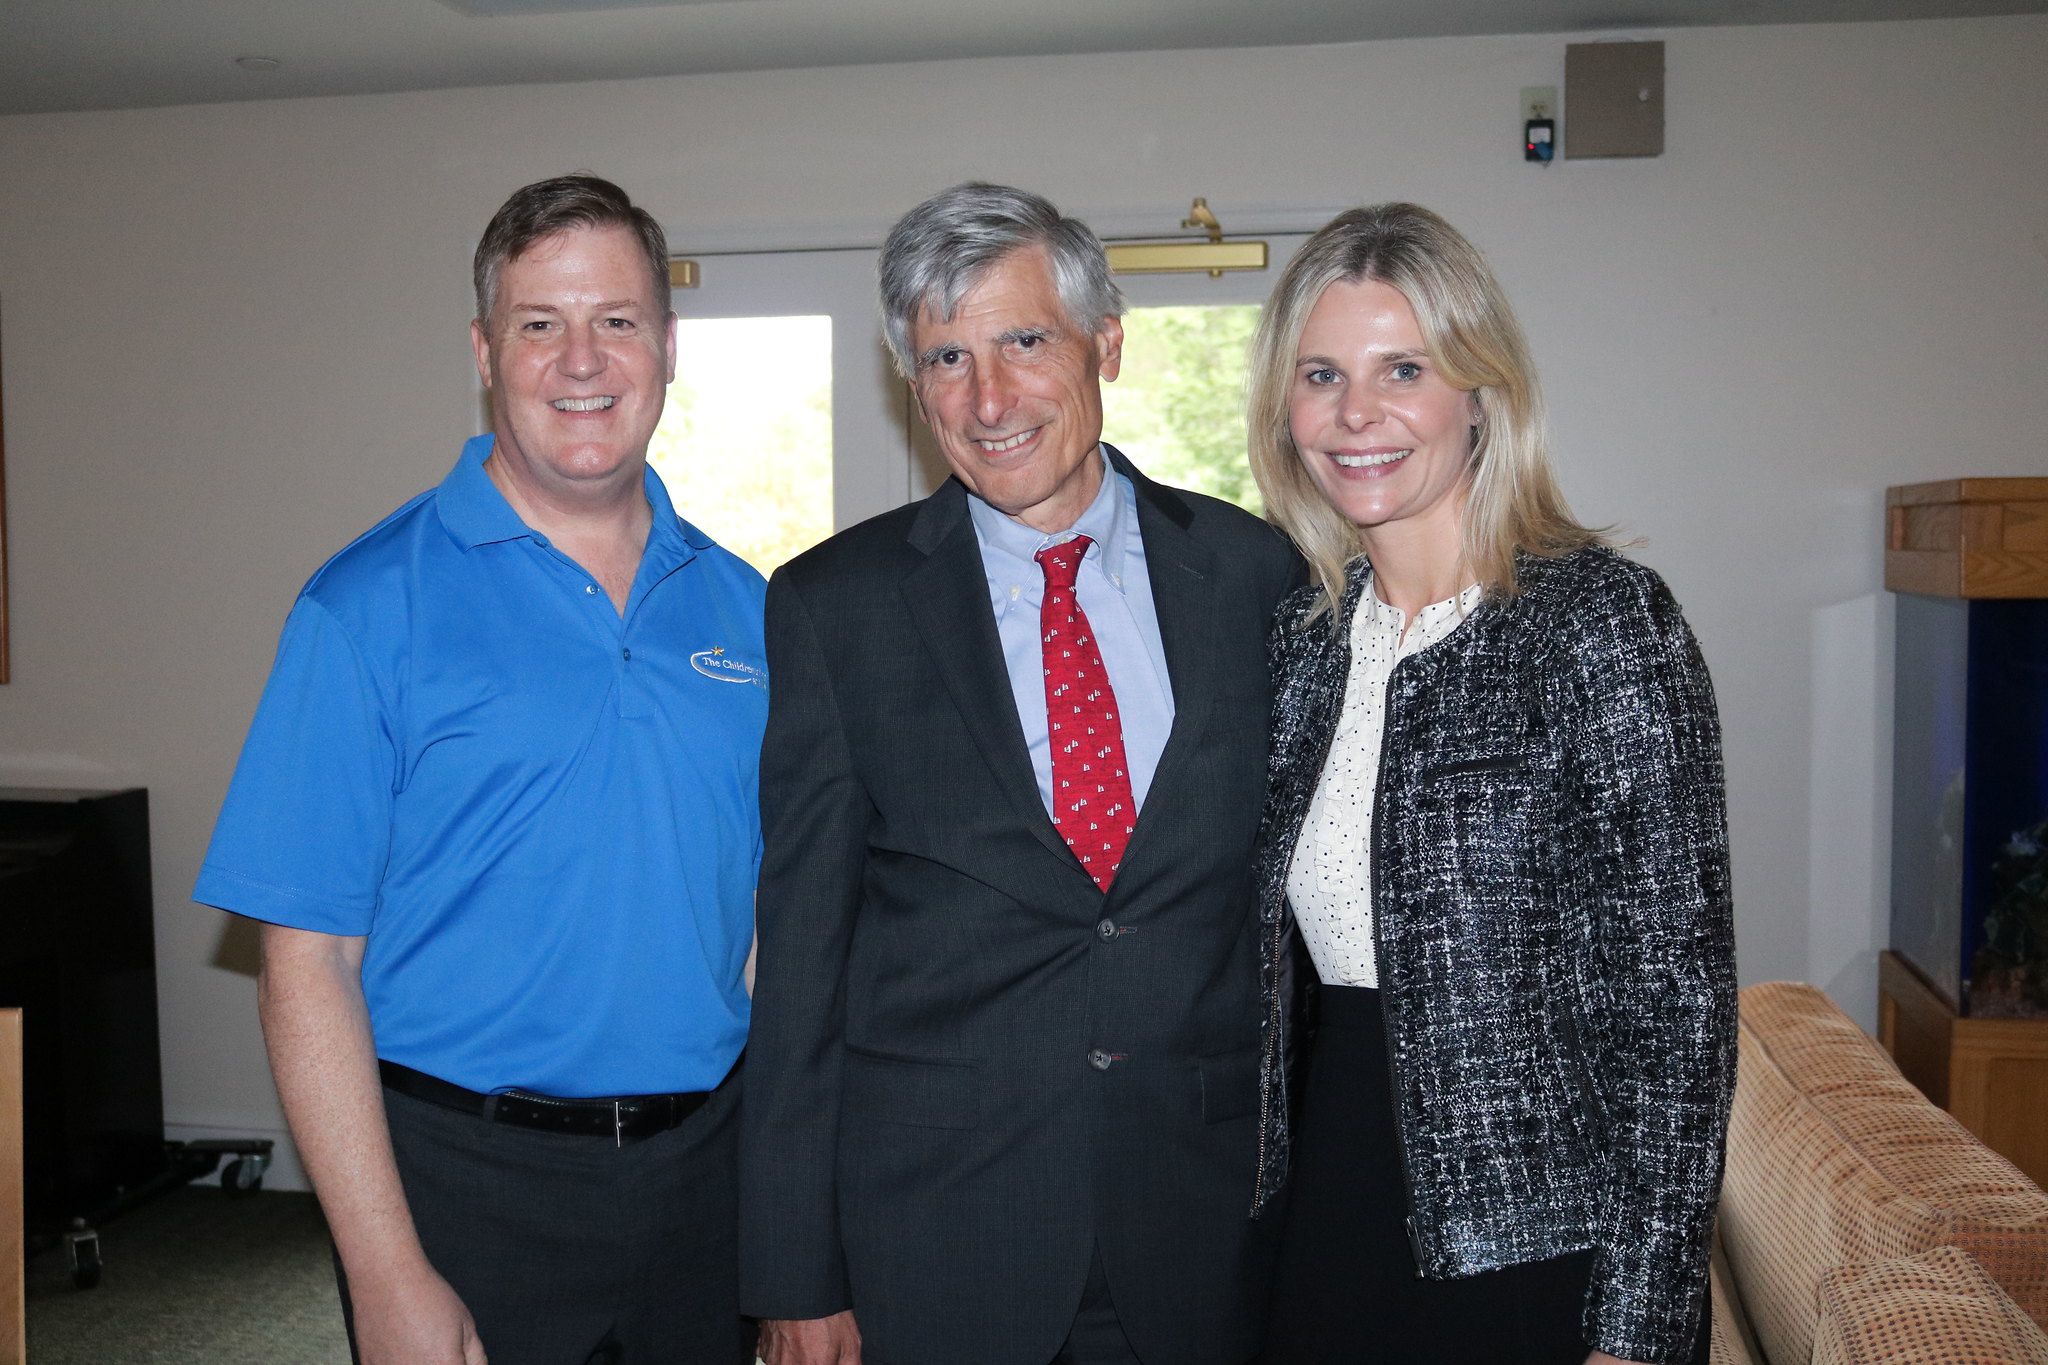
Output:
top-left (434, 433), bottom-right (702, 566)
top-left (435, 434), bottom-right (530, 549)
top-left (639, 461), bottom-right (703, 578)
top-left (1357, 579), bottom-right (1483, 641)
top-left (966, 445), bottom-right (1135, 594)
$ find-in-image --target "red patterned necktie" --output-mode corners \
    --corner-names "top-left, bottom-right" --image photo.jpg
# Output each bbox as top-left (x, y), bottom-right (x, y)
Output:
top-left (1036, 535), bottom-right (1136, 893)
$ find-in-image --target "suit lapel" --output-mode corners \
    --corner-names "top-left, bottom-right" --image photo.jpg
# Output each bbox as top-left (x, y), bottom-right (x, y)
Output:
top-left (901, 482), bottom-right (1079, 871)
top-left (1110, 448), bottom-right (1220, 864)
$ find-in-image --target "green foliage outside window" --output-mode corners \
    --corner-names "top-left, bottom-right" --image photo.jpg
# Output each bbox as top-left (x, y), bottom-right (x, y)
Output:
top-left (649, 316), bottom-right (834, 577)
top-left (1100, 305), bottom-right (1263, 517)
top-left (650, 305), bottom-right (1264, 579)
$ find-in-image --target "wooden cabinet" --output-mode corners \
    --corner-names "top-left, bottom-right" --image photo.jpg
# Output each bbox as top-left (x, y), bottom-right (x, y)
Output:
top-left (1882, 477), bottom-right (2048, 1190)
top-left (1881, 951), bottom-right (2048, 1189)
top-left (0, 788), bottom-right (164, 1236)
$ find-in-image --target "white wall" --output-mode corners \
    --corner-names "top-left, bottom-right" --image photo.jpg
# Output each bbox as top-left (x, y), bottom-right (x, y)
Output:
top-left (2, 16), bottom-right (2044, 1188)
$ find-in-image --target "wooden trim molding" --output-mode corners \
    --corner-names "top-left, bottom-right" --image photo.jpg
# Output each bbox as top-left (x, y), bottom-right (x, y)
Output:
top-left (1, 1008), bottom-right (23, 1365)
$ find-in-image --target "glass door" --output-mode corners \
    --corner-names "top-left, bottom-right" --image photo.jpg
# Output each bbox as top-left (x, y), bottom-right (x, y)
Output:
top-left (654, 248), bottom-right (909, 575)
top-left (909, 234), bottom-right (1313, 511)
top-left (654, 232), bottom-right (1312, 570)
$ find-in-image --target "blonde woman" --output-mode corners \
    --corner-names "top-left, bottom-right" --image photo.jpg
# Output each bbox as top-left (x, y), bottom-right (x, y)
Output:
top-left (1247, 204), bottom-right (1734, 1365)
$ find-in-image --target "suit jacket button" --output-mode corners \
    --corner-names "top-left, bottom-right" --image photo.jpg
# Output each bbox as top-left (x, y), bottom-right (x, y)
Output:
top-left (1087, 1049), bottom-right (1114, 1071)
top-left (1096, 918), bottom-right (1117, 942)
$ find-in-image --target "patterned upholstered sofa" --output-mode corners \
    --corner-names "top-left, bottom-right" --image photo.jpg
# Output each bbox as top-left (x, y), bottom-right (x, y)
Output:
top-left (1712, 982), bottom-right (2048, 1364)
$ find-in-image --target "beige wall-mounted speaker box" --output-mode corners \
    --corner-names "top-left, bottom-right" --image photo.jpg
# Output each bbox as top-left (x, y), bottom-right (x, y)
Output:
top-left (1565, 41), bottom-right (1664, 159)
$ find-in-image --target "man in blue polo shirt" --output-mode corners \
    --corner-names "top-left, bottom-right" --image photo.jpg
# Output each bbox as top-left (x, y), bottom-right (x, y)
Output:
top-left (195, 174), bottom-right (765, 1365)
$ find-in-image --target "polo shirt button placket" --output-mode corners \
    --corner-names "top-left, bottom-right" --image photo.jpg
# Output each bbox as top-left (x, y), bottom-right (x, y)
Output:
top-left (616, 635), bottom-right (642, 718)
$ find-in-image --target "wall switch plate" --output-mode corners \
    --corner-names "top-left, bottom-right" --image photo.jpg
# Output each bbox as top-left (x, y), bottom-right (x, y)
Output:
top-left (1521, 86), bottom-right (1558, 123)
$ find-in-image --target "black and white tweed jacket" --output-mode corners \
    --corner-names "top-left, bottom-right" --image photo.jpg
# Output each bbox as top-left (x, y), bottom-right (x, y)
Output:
top-left (1252, 546), bottom-right (1737, 1365)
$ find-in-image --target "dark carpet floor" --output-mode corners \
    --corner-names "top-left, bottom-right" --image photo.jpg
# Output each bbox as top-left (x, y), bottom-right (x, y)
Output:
top-left (25, 1186), bottom-right (350, 1364)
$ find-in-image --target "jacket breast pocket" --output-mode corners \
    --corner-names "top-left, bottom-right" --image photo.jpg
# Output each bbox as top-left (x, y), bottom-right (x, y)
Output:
top-left (1407, 757), bottom-right (1557, 889)
top-left (1198, 1049), bottom-right (1259, 1124)
top-left (1421, 753), bottom-right (1533, 780)
top-left (843, 1046), bottom-right (980, 1131)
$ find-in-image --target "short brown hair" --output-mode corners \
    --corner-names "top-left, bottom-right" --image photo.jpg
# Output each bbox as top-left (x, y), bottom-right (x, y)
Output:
top-left (472, 173), bottom-right (671, 324)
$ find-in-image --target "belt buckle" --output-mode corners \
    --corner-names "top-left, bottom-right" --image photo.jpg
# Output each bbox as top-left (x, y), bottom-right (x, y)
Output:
top-left (613, 1099), bottom-right (625, 1149)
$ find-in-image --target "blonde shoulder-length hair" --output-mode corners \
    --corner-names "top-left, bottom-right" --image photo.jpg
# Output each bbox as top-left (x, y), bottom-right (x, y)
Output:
top-left (1248, 203), bottom-right (1605, 619)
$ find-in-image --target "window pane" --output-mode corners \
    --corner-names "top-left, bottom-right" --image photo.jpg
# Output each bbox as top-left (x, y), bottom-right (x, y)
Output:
top-left (1100, 305), bottom-right (1262, 516)
top-left (648, 315), bottom-right (834, 576)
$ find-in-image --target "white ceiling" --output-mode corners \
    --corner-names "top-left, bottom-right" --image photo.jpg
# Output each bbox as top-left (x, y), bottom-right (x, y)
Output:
top-left (5, 0), bottom-right (2040, 117)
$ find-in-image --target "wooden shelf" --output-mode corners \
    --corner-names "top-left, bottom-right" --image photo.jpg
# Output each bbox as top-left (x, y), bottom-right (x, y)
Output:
top-left (1886, 478), bottom-right (2048, 598)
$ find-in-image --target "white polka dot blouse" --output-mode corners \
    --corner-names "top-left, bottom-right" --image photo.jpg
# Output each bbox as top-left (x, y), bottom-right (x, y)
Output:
top-left (1286, 582), bottom-right (1483, 988)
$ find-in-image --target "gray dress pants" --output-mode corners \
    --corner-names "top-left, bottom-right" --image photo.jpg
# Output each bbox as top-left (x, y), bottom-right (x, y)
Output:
top-left (338, 1067), bottom-right (752, 1365)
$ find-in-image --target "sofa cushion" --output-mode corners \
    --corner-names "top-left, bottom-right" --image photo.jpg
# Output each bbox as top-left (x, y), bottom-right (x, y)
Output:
top-left (1711, 1225), bottom-right (1765, 1365)
top-left (1813, 1246), bottom-right (2048, 1365)
top-left (1722, 982), bottom-right (2048, 1363)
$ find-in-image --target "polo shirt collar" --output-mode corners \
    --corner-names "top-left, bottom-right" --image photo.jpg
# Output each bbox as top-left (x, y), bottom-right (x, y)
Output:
top-left (434, 435), bottom-right (526, 548)
top-left (638, 461), bottom-right (704, 583)
top-left (967, 445), bottom-right (1134, 594)
top-left (435, 434), bottom-right (704, 569)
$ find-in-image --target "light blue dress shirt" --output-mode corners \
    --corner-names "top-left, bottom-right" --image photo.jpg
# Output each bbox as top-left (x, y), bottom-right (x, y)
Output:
top-left (967, 448), bottom-right (1175, 816)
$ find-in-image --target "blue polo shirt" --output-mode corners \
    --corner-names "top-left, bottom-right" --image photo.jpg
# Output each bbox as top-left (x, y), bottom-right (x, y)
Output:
top-left (195, 435), bottom-right (767, 1096)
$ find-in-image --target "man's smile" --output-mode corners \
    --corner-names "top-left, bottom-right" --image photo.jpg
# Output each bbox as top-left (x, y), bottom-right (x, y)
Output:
top-left (975, 427), bottom-right (1042, 454)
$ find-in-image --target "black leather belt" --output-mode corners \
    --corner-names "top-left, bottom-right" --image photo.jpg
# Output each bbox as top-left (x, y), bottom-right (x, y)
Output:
top-left (378, 1060), bottom-right (710, 1145)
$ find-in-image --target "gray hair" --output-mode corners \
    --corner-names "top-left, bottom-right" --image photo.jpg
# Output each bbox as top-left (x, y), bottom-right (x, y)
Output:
top-left (877, 182), bottom-right (1124, 377)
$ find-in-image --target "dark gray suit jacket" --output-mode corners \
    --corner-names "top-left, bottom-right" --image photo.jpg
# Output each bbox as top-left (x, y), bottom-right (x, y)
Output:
top-left (738, 447), bottom-right (1301, 1365)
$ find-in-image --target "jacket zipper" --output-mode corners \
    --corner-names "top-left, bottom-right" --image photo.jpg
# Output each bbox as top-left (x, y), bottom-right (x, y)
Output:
top-left (1253, 880), bottom-right (1286, 1217)
top-left (1554, 1007), bottom-right (1605, 1138)
top-left (1373, 656), bottom-right (1427, 1276)
top-left (1253, 610), bottom-right (1351, 1217)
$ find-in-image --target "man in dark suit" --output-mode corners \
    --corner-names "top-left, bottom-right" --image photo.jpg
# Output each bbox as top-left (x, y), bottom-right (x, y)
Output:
top-left (740, 183), bottom-right (1300, 1365)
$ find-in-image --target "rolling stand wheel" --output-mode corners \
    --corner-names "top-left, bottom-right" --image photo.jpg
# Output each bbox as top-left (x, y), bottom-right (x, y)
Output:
top-left (220, 1152), bottom-right (270, 1197)
top-left (180, 1136), bottom-right (277, 1196)
top-left (65, 1219), bottom-right (103, 1290)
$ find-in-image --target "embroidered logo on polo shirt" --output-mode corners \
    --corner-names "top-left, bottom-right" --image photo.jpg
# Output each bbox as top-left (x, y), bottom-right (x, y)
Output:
top-left (691, 648), bottom-right (766, 686)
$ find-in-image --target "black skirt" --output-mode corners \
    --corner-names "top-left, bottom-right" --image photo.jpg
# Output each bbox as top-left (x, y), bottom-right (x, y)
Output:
top-left (1264, 984), bottom-right (1685, 1365)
